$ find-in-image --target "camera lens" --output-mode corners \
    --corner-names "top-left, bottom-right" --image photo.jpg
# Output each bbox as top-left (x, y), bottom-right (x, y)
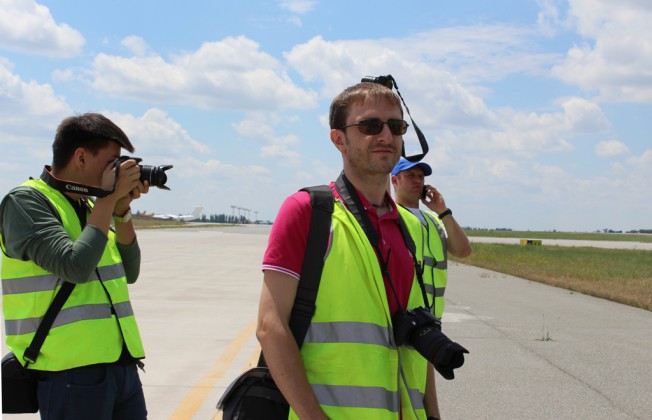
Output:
top-left (392, 307), bottom-right (469, 380)
top-left (409, 325), bottom-right (468, 379)
top-left (139, 164), bottom-right (173, 190)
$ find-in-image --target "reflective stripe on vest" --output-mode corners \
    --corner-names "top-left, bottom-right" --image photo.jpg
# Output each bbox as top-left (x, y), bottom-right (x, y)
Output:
top-left (304, 321), bottom-right (392, 347)
top-left (312, 384), bottom-right (399, 412)
top-left (2, 263), bottom-right (125, 295)
top-left (4, 301), bottom-right (135, 336)
top-left (420, 210), bottom-right (448, 319)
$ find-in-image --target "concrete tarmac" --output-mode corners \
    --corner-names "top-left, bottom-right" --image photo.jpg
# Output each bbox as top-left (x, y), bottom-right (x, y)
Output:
top-left (2, 225), bottom-right (651, 419)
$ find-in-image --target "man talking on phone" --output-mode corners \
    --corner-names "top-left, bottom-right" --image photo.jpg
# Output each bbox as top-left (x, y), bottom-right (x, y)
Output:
top-left (391, 157), bottom-right (472, 417)
top-left (391, 157), bottom-right (472, 293)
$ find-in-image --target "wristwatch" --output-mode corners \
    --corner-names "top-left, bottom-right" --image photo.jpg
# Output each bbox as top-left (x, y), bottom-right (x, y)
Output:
top-left (438, 208), bottom-right (452, 219)
top-left (113, 208), bottom-right (132, 223)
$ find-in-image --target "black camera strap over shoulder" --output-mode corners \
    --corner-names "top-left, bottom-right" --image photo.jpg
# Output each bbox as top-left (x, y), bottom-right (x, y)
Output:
top-left (22, 282), bottom-right (75, 366)
top-left (334, 172), bottom-right (430, 312)
top-left (40, 166), bottom-right (111, 198)
top-left (259, 185), bottom-right (334, 367)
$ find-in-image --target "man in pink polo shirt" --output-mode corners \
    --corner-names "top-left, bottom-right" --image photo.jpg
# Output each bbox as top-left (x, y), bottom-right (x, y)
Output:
top-left (256, 81), bottom-right (441, 419)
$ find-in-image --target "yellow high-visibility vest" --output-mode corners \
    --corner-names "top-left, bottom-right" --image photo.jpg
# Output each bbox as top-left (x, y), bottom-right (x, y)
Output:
top-left (293, 200), bottom-right (428, 419)
top-left (1, 179), bottom-right (145, 371)
top-left (397, 206), bottom-right (448, 319)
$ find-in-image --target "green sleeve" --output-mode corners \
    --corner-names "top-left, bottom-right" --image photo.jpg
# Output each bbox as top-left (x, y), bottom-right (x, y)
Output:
top-left (117, 239), bottom-right (141, 284)
top-left (0, 188), bottom-right (107, 284)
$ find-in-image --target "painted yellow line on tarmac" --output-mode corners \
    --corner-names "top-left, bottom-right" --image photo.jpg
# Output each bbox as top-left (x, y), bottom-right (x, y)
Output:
top-left (213, 345), bottom-right (262, 420)
top-left (170, 319), bottom-right (257, 420)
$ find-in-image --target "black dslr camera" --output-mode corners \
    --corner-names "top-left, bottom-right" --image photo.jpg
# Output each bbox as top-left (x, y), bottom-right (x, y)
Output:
top-left (361, 75), bottom-right (395, 89)
top-left (393, 307), bottom-right (469, 380)
top-left (115, 156), bottom-right (173, 191)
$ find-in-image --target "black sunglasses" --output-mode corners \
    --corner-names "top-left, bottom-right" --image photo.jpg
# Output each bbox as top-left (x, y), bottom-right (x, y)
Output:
top-left (340, 118), bottom-right (409, 136)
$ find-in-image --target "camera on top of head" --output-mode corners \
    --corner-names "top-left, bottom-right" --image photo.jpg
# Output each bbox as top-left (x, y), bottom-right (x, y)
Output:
top-left (361, 75), bottom-right (395, 90)
top-left (115, 156), bottom-right (173, 191)
top-left (393, 307), bottom-right (469, 380)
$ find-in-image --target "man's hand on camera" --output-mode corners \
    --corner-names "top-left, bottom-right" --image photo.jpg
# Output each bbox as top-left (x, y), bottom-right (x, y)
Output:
top-left (101, 158), bottom-right (140, 199)
top-left (115, 181), bottom-right (149, 216)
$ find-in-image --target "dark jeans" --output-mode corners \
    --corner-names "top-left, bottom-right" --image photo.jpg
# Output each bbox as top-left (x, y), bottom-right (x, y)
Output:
top-left (37, 362), bottom-right (147, 420)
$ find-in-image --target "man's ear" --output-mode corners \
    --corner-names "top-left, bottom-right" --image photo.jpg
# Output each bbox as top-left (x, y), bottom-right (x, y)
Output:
top-left (391, 175), bottom-right (398, 187)
top-left (72, 147), bottom-right (86, 169)
top-left (330, 129), bottom-right (346, 153)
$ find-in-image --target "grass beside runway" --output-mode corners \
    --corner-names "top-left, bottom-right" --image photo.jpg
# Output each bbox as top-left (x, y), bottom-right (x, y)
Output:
top-left (465, 229), bottom-right (652, 243)
top-left (451, 243), bottom-right (652, 312)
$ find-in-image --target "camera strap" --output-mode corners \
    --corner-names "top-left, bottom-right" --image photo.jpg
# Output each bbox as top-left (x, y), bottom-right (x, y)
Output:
top-left (40, 166), bottom-right (112, 198)
top-left (334, 172), bottom-right (431, 312)
top-left (365, 75), bottom-right (429, 163)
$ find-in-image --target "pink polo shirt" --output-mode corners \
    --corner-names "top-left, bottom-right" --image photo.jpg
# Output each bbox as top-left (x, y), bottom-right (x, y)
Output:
top-left (262, 183), bottom-right (414, 316)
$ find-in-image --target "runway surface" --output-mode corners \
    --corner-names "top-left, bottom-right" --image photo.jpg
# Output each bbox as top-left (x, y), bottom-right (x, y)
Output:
top-left (2, 225), bottom-right (651, 419)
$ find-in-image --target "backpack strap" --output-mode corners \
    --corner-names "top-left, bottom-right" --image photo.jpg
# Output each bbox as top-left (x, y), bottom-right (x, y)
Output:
top-left (259, 185), bottom-right (333, 367)
top-left (290, 185), bottom-right (333, 348)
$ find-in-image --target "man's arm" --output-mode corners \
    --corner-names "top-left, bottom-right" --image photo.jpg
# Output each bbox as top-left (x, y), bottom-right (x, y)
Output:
top-left (256, 269), bottom-right (327, 420)
top-left (424, 363), bottom-right (441, 419)
top-left (0, 190), bottom-right (107, 284)
top-left (439, 213), bottom-right (472, 258)
top-left (422, 185), bottom-right (472, 258)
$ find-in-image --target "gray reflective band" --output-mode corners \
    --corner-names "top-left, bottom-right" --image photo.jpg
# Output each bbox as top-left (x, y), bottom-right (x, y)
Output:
top-left (4, 300), bottom-right (133, 336)
top-left (424, 284), bottom-right (446, 298)
top-left (2, 274), bottom-right (60, 295)
top-left (312, 384), bottom-right (399, 412)
top-left (423, 256), bottom-right (448, 270)
top-left (304, 321), bottom-right (392, 347)
top-left (113, 301), bottom-right (134, 318)
top-left (94, 263), bottom-right (126, 281)
top-left (2, 263), bottom-right (125, 295)
top-left (407, 386), bottom-right (425, 411)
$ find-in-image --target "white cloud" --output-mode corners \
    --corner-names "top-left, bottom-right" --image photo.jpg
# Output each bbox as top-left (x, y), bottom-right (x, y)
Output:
top-left (0, 0), bottom-right (84, 57)
top-left (595, 140), bottom-right (629, 157)
top-left (104, 108), bottom-right (210, 157)
top-left (558, 96), bottom-right (610, 133)
top-left (121, 36), bottom-right (151, 57)
top-left (537, 0), bottom-right (565, 36)
top-left (0, 57), bottom-right (72, 132)
top-left (286, 15), bottom-right (303, 27)
top-left (552, 0), bottom-right (652, 102)
top-left (233, 117), bottom-right (301, 163)
top-left (278, 0), bottom-right (316, 14)
top-left (89, 36), bottom-right (318, 111)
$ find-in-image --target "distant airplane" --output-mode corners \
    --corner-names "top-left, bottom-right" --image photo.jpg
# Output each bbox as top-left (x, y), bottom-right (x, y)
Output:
top-left (153, 206), bottom-right (203, 222)
top-left (133, 210), bottom-right (155, 219)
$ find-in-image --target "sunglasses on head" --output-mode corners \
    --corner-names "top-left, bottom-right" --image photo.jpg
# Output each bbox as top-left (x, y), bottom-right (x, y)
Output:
top-left (340, 118), bottom-right (409, 136)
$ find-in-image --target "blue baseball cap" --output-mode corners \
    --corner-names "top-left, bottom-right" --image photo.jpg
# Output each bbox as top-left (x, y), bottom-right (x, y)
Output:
top-left (391, 157), bottom-right (432, 176)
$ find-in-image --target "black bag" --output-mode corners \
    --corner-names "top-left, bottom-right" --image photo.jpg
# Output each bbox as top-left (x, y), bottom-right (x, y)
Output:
top-left (1, 352), bottom-right (39, 414)
top-left (217, 367), bottom-right (289, 420)
top-left (1, 281), bottom-right (75, 414)
top-left (217, 186), bottom-right (333, 420)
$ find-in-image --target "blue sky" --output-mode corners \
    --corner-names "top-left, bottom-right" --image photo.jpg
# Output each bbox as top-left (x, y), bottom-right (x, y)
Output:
top-left (1, 0), bottom-right (650, 231)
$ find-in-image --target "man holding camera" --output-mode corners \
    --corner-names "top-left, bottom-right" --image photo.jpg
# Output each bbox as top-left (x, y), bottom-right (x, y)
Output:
top-left (257, 81), bottom-right (451, 419)
top-left (1, 113), bottom-right (149, 419)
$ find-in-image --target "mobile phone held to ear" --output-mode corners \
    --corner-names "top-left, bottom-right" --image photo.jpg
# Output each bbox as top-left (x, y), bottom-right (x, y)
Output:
top-left (421, 187), bottom-right (428, 200)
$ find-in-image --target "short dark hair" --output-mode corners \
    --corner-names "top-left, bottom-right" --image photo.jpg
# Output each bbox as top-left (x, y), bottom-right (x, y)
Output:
top-left (329, 82), bottom-right (403, 130)
top-left (52, 113), bottom-right (134, 169)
